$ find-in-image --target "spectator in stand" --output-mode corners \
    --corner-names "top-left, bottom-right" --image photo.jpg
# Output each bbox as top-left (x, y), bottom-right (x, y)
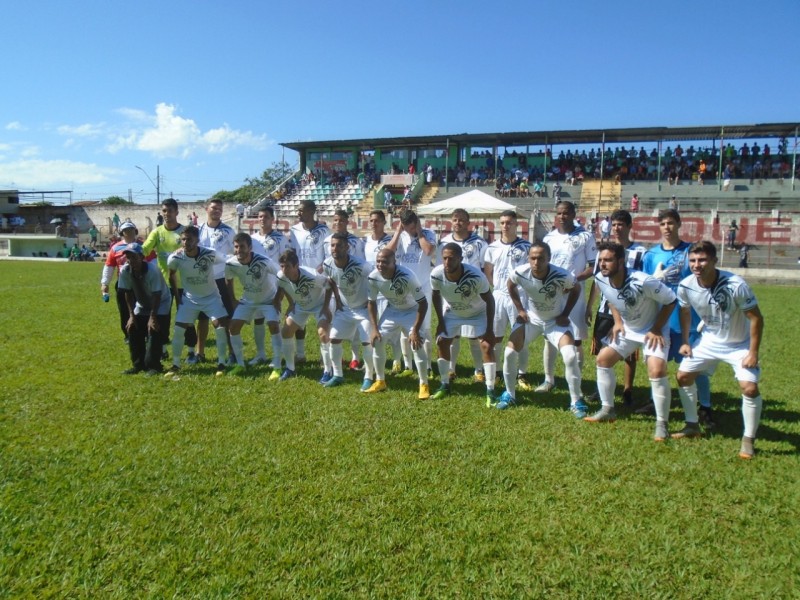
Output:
top-left (723, 164), bottom-right (733, 191)
top-left (630, 193), bottom-right (640, 213)
top-left (738, 244), bottom-right (749, 268)
top-left (599, 216), bottom-right (611, 241)
top-left (727, 220), bottom-right (739, 249)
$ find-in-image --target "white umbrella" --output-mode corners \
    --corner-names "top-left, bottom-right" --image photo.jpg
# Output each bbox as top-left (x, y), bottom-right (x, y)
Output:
top-left (50, 217), bottom-right (63, 224)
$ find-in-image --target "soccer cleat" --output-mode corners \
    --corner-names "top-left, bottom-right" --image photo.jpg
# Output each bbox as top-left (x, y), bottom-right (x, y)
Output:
top-left (495, 390), bottom-right (517, 410)
top-left (360, 378), bottom-right (374, 392)
top-left (399, 369), bottom-right (415, 377)
top-left (164, 366), bottom-right (181, 379)
top-left (348, 359), bottom-right (361, 371)
top-left (447, 370), bottom-right (456, 381)
top-left (570, 399), bottom-right (589, 419)
top-left (586, 391), bottom-right (600, 402)
top-left (145, 369), bottom-right (161, 377)
top-left (319, 371), bottom-right (332, 384)
top-left (534, 381), bottom-right (555, 393)
top-left (738, 436), bottom-right (755, 459)
top-left (122, 367), bottom-right (142, 375)
top-left (278, 368), bottom-right (297, 381)
top-left (226, 355), bottom-right (237, 367)
top-left (485, 391), bottom-right (497, 408)
top-left (228, 365), bottom-right (248, 377)
top-left (418, 383), bottom-right (431, 400)
top-left (622, 389), bottom-right (634, 407)
top-left (634, 401), bottom-right (656, 415)
top-left (653, 420), bottom-right (670, 442)
top-left (323, 375), bottom-right (345, 388)
top-left (699, 406), bottom-right (716, 429)
top-left (431, 384), bottom-right (451, 400)
top-left (390, 362), bottom-right (403, 375)
top-left (584, 406), bottom-right (617, 422)
top-left (215, 363), bottom-right (227, 377)
top-left (363, 380), bottom-right (388, 393)
top-left (473, 372), bottom-right (486, 384)
top-left (249, 355), bottom-right (269, 366)
top-left (185, 352), bottom-right (199, 365)
top-left (672, 423), bottom-right (703, 439)
top-left (268, 368), bottom-right (281, 382)
top-left (516, 375), bottom-right (533, 391)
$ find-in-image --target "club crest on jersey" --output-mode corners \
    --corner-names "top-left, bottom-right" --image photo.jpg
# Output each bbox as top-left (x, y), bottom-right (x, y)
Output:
top-left (538, 279), bottom-right (561, 301)
top-left (618, 280), bottom-right (643, 308)
top-left (248, 262), bottom-right (265, 281)
top-left (294, 276), bottom-right (314, 298)
top-left (193, 254), bottom-right (213, 275)
top-left (265, 237), bottom-right (277, 252)
top-left (509, 245), bottom-right (527, 262)
top-left (390, 275), bottom-right (409, 297)
top-left (710, 277), bottom-right (732, 311)
top-left (455, 275), bottom-right (479, 300)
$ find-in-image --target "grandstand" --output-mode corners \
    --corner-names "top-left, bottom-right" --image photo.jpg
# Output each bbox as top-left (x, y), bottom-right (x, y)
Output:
top-left (271, 180), bottom-right (366, 219)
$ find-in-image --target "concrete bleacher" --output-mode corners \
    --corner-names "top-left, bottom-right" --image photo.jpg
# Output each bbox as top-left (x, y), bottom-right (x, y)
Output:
top-left (273, 180), bottom-right (369, 218)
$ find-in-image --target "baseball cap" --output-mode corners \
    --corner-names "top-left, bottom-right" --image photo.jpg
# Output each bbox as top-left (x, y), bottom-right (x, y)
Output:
top-left (121, 242), bottom-right (144, 255)
top-left (119, 221), bottom-right (137, 232)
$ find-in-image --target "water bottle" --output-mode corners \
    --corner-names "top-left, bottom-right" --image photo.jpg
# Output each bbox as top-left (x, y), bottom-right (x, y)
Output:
top-left (102, 293), bottom-right (110, 302)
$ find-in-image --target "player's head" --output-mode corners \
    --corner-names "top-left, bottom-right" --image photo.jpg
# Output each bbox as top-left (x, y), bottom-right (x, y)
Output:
top-left (400, 210), bottom-right (420, 235)
top-left (332, 210), bottom-right (350, 233)
top-left (528, 242), bottom-right (551, 274)
top-left (258, 205), bottom-right (275, 230)
top-left (278, 249), bottom-right (300, 278)
top-left (233, 232), bottom-right (252, 262)
top-left (369, 210), bottom-right (386, 231)
top-left (451, 209), bottom-right (470, 235)
top-left (596, 241), bottom-right (625, 277)
top-left (180, 225), bottom-right (199, 252)
top-left (688, 240), bottom-right (718, 279)
top-left (330, 232), bottom-right (350, 260)
top-left (499, 210), bottom-right (518, 237)
top-left (122, 242), bottom-right (145, 270)
top-left (205, 197), bottom-right (224, 221)
top-left (298, 200), bottom-right (317, 224)
top-left (610, 209), bottom-right (633, 242)
top-left (119, 221), bottom-right (138, 242)
top-left (657, 209), bottom-right (681, 243)
top-left (375, 248), bottom-right (396, 277)
top-left (440, 242), bottom-right (463, 275)
top-left (555, 201), bottom-right (576, 231)
top-left (161, 198), bottom-right (179, 224)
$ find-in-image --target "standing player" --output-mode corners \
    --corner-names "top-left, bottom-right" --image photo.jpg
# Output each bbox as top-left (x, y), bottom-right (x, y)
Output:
top-left (366, 249), bottom-right (431, 399)
top-left (274, 249), bottom-right (335, 381)
top-left (224, 233), bottom-right (281, 377)
top-left (641, 209), bottom-right (713, 427)
top-left (289, 200), bottom-right (331, 364)
top-left (431, 243), bottom-right (497, 404)
top-left (197, 198), bottom-right (236, 363)
top-left (484, 210), bottom-right (533, 389)
top-left (498, 243), bottom-right (584, 413)
top-left (100, 220), bottom-right (140, 344)
top-left (387, 210), bottom-right (437, 375)
top-left (165, 226), bottom-right (230, 377)
top-left (438, 209), bottom-right (489, 383)
top-left (540, 201), bottom-right (596, 392)
top-left (675, 241), bottom-right (764, 458)
top-left (322, 233), bottom-right (375, 390)
top-left (585, 209), bottom-right (647, 407)
top-left (590, 242), bottom-right (677, 439)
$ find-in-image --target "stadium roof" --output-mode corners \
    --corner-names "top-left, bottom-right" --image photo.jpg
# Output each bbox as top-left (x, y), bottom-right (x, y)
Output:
top-left (282, 123), bottom-right (799, 151)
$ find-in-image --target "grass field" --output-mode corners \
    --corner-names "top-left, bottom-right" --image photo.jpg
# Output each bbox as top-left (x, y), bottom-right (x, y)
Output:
top-left (1, 260), bottom-right (799, 598)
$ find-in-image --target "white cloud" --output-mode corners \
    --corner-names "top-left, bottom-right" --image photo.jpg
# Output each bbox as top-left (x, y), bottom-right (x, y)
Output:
top-left (20, 146), bottom-right (39, 158)
top-left (6, 121), bottom-right (27, 131)
top-left (0, 159), bottom-right (123, 188)
top-left (57, 123), bottom-right (106, 137)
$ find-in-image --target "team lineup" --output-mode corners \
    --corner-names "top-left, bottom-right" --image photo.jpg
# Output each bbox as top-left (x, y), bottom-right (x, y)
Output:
top-left (107, 198), bottom-right (765, 460)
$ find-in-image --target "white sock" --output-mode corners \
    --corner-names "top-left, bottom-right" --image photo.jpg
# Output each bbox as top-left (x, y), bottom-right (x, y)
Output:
top-left (449, 338), bottom-right (461, 373)
top-left (518, 345), bottom-right (529, 376)
top-left (438, 358), bottom-right (450, 385)
top-left (351, 332), bottom-right (360, 362)
top-left (253, 323), bottom-right (266, 358)
top-left (483, 362), bottom-right (496, 392)
top-left (561, 345), bottom-right (584, 404)
top-left (320, 342), bottom-right (332, 373)
top-left (390, 338), bottom-right (402, 368)
top-left (503, 346), bottom-right (518, 396)
top-left (414, 345), bottom-right (429, 384)
top-left (373, 340), bottom-right (387, 380)
top-left (361, 345), bottom-right (375, 379)
top-left (171, 327), bottom-right (185, 368)
top-left (596, 366), bottom-right (616, 408)
top-left (469, 339), bottom-right (484, 374)
top-left (543, 341), bottom-right (556, 384)
top-left (215, 326), bottom-right (228, 364)
top-left (678, 383), bottom-right (699, 423)
top-left (282, 337), bottom-right (296, 371)
top-left (424, 338), bottom-right (432, 371)
top-left (651, 377), bottom-right (672, 423)
top-left (331, 343), bottom-right (344, 377)
top-left (742, 395), bottom-right (763, 439)
top-left (296, 338), bottom-right (306, 359)
top-left (576, 344), bottom-right (585, 373)
top-left (230, 334), bottom-right (246, 366)
top-left (270, 333), bottom-right (282, 368)
top-left (400, 333), bottom-right (412, 370)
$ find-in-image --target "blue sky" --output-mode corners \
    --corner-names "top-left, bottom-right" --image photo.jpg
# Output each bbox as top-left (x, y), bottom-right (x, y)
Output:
top-left (2, 0), bottom-right (798, 204)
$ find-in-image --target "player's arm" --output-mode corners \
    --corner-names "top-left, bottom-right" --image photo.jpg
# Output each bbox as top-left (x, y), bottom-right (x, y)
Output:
top-left (168, 269), bottom-right (180, 305)
top-left (558, 285), bottom-right (581, 328)
top-left (148, 291), bottom-right (162, 333)
top-left (585, 281), bottom-right (598, 325)
top-left (507, 278), bottom-right (528, 323)
top-left (431, 289), bottom-right (447, 338)
top-left (480, 290), bottom-right (495, 344)
top-left (742, 305), bottom-right (764, 368)
top-left (609, 305), bottom-right (625, 343)
top-left (410, 296), bottom-right (428, 350)
top-left (483, 262), bottom-right (494, 287)
top-left (678, 305), bottom-right (693, 357)
top-left (367, 299), bottom-right (381, 346)
top-left (418, 229), bottom-right (436, 256)
top-left (141, 229), bottom-right (158, 256)
top-left (645, 300), bottom-right (677, 350)
top-left (575, 262), bottom-right (594, 282)
top-left (225, 278), bottom-right (238, 308)
top-left (385, 220), bottom-right (402, 252)
top-left (321, 278), bottom-right (336, 322)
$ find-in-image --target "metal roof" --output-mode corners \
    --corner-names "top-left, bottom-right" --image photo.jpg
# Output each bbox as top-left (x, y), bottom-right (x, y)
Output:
top-left (281, 123), bottom-right (799, 151)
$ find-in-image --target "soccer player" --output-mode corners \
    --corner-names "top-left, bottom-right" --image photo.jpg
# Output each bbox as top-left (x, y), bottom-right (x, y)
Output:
top-left (438, 209), bottom-right (489, 383)
top-left (386, 210), bottom-right (437, 375)
top-left (100, 220), bottom-right (139, 344)
top-left (365, 248), bottom-right (431, 399)
top-left (289, 200), bottom-right (331, 364)
top-left (540, 201), bottom-right (596, 392)
top-left (322, 232), bottom-right (375, 390)
top-left (196, 198), bottom-right (236, 364)
top-left (275, 249), bottom-right (335, 381)
top-left (117, 243), bottom-right (172, 375)
top-left (141, 197), bottom-right (198, 360)
top-left (224, 233), bottom-right (281, 377)
top-left (674, 241), bottom-right (764, 458)
top-left (247, 204), bottom-right (290, 365)
top-left (430, 243), bottom-right (497, 404)
top-left (484, 210), bottom-right (533, 389)
top-left (585, 209), bottom-right (647, 407)
top-left (591, 242), bottom-right (677, 439)
top-left (641, 209), bottom-right (713, 427)
top-left (497, 243), bottom-right (584, 413)
top-left (165, 226), bottom-right (230, 377)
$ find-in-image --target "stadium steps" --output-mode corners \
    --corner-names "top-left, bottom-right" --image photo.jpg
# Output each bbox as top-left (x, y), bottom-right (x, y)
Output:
top-left (579, 180), bottom-right (621, 213)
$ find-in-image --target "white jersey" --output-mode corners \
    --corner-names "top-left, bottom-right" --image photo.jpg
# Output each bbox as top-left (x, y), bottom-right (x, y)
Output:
top-left (224, 252), bottom-right (280, 304)
top-left (118, 262), bottom-right (172, 316)
top-left (323, 255), bottom-right (370, 309)
top-left (438, 232), bottom-right (488, 268)
top-left (430, 263), bottom-right (491, 318)
top-left (368, 264), bottom-right (426, 311)
top-left (396, 228), bottom-right (437, 292)
top-left (167, 246), bottom-right (227, 301)
top-left (276, 265), bottom-right (330, 312)
top-left (595, 269), bottom-right (676, 334)
top-left (251, 229), bottom-right (291, 264)
top-left (198, 221), bottom-right (236, 279)
top-left (510, 263), bottom-right (577, 322)
top-left (543, 226), bottom-right (597, 277)
top-left (323, 232), bottom-right (366, 260)
top-left (484, 237), bottom-right (532, 295)
top-left (593, 242), bottom-right (647, 314)
top-left (289, 222), bottom-right (331, 270)
top-left (677, 270), bottom-right (758, 347)
top-left (363, 233), bottom-right (393, 269)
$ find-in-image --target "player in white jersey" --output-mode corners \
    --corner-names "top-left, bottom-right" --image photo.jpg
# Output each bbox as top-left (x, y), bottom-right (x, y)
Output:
top-left (591, 242), bottom-right (677, 440)
top-left (674, 241), bottom-right (764, 459)
top-left (289, 200), bottom-right (331, 364)
top-left (365, 248), bottom-right (431, 399)
top-left (430, 243), bottom-right (497, 404)
top-left (540, 201), bottom-right (597, 392)
top-left (387, 210), bottom-right (437, 374)
top-left (484, 210), bottom-right (533, 389)
top-left (165, 226), bottom-right (230, 377)
top-left (322, 233), bottom-right (376, 390)
top-left (438, 209), bottom-right (490, 383)
top-left (196, 198), bottom-right (237, 363)
top-left (275, 249), bottom-right (335, 382)
top-left (585, 209), bottom-right (646, 407)
top-left (251, 205), bottom-right (291, 264)
top-left (497, 243), bottom-right (584, 414)
top-left (224, 233), bottom-right (281, 376)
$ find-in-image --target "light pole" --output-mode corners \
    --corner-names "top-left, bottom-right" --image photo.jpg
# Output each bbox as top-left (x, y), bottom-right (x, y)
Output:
top-left (135, 165), bottom-right (160, 204)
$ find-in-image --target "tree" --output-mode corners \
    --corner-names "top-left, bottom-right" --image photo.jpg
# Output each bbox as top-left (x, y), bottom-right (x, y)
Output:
top-left (211, 160), bottom-right (296, 205)
top-left (102, 196), bottom-right (132, 206)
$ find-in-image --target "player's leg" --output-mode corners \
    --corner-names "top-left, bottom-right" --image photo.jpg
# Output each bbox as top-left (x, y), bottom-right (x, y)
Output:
top-left (646, 355), bottom-right (672, 441)
top-left (449, 336), bottom-right (461, 379)
top-left (228, 318), bottom-right (248, 368)
top-left (250, 318), bottom-right (268, 364)
top-left (557, 331), bottom-right (586, 416)
top-left (317, 317), bottom-right (333, 383)
top-left (592, 345), bottom-right (624, 420)
top-left (499, 323), bottom-right (528, 408)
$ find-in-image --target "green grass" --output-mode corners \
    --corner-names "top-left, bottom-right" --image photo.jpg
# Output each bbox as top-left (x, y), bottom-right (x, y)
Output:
top-left (1, 261), bottom-right (799, 598)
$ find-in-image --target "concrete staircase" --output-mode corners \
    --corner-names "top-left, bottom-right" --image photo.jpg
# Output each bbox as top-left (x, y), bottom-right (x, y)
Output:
top-left (579, 180), bottom-right (621, 213)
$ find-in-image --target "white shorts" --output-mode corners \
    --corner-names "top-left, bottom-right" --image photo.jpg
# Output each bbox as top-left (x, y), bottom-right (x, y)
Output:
top-left (378, 305), bottom-right (427, 343)
top-left (513, 319), bottom-right (572, 348)
top-left (440, 310), bottom-right (488, 340)
top-left (492, 292), bottom-right (518, 339)
top-left (288, 302), bottom-right (331, 328)
top-left (604, 325), bottom-right (670, 362)
top-left (176, 293), bottom-right (227, 324)
top-left (232, 301), bottom-right (279, 324)
top-left (678, 338), bottom-right (760, 383)
top-left (330, 306), bottom-right (371, 343)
